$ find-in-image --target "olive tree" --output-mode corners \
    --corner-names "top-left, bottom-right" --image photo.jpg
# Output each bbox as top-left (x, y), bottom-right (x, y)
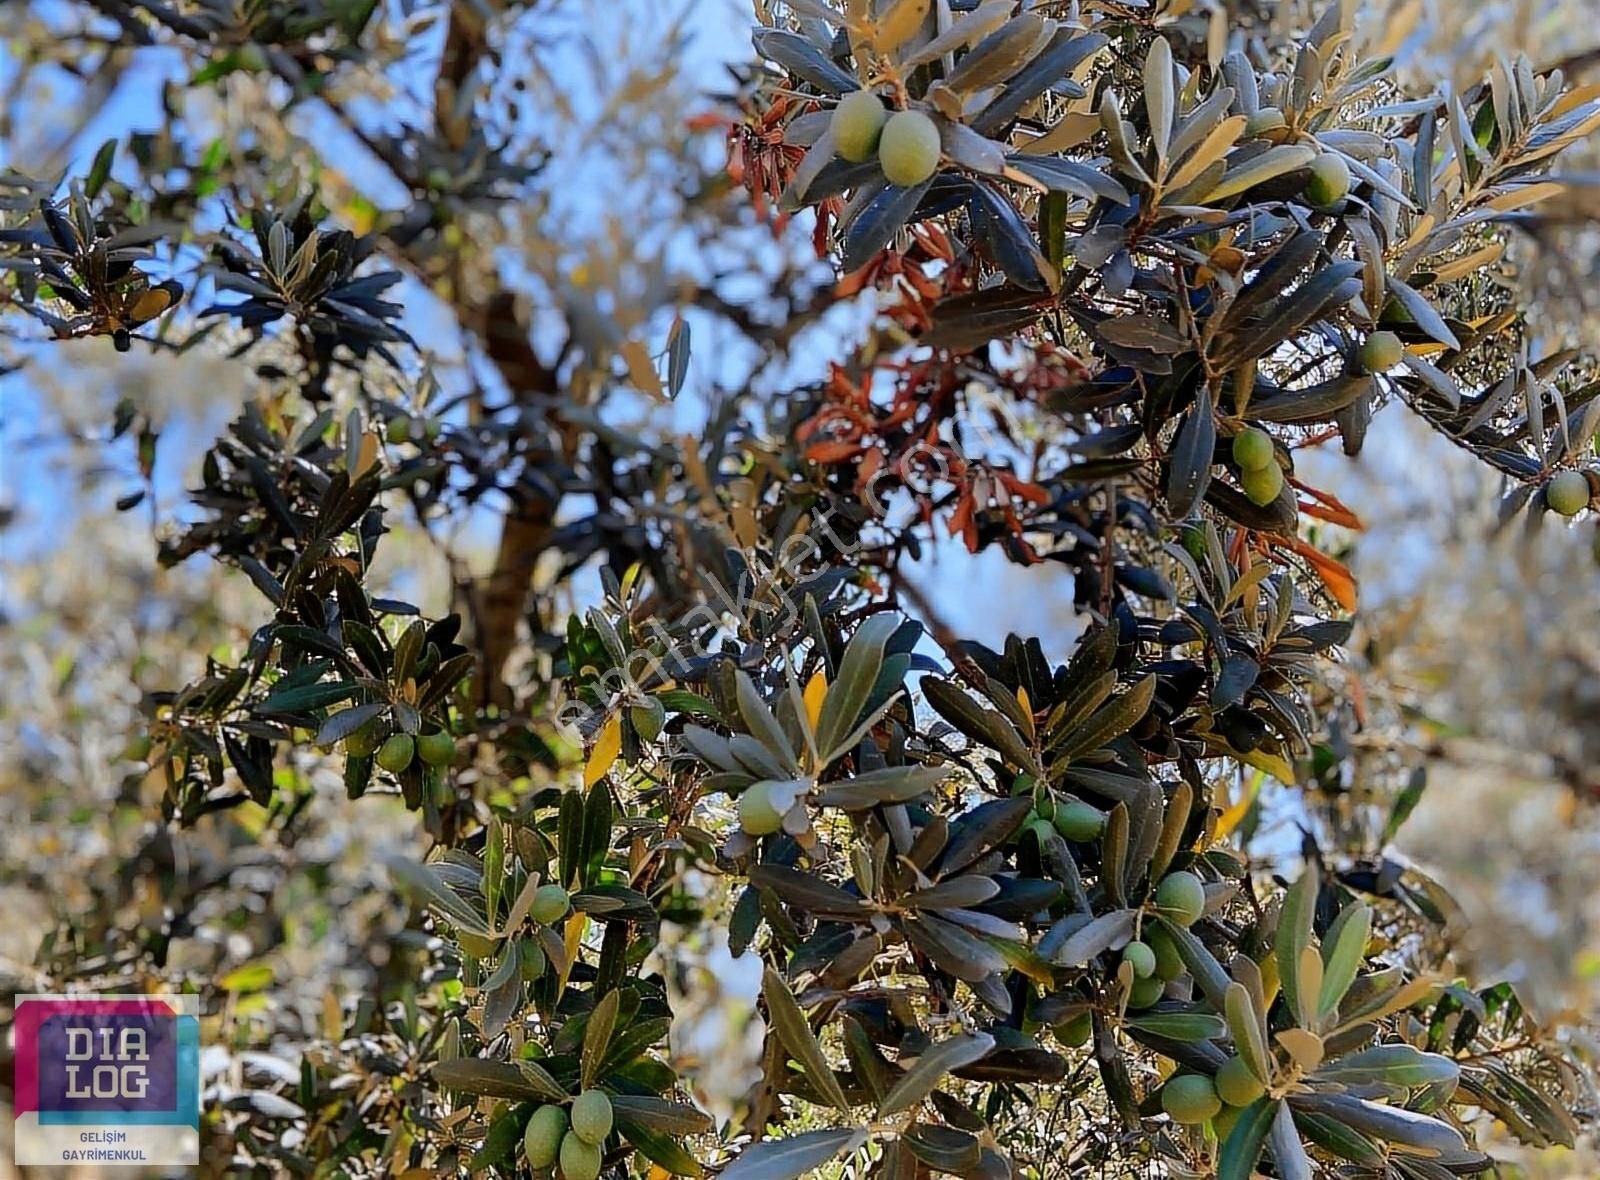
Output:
top-left (3, 0), bottom-right (1599, 1176)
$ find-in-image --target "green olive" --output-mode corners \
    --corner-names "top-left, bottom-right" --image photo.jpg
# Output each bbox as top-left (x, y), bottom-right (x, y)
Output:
top-left (569, 1089), bottom-right (613, 1145)
top-left (1547, 469), bottom-right (1591, 517)
top-left (1122, 941), bottom-right (1157, 979)
top-left (375, 733), bottom-right (415, 773)
top-left (1146, 926), bottom-right (1186, 981)
top-left (529, 884), bottom-right (571, 925)
top-left (1304, 152), bottom-right (1351, 207)
top-left (416, 731), bottom-right (456, 766)
top-left (1162, 1074), bottom-right (1222, 1124)
top-left (1053, 799), bottom-right (1106, 842)
top-left (1358, 330), bottom-right (1405, 373)
top-left (738, 781), bottom-right (786, 836)
top-left (878, 110), bottom-right (941, 187)
top-left (523, 1104), bottom-right (567, 1169)
top-left (1154, 871), bottom-right (1206, 926)
top-left (1215, 1055), bottom-right (1266, 1107)
top-left (832, 88), bottom-right (889, 164)
top-left (1053, 1011), bottom-right (1092, 1047)
top-left (1240, 460), bottom-right (1284, 507)
top-left (1231, 427), bottom-right (1274, 472)
top-left (558, 1131), bottom-right (602, 1180)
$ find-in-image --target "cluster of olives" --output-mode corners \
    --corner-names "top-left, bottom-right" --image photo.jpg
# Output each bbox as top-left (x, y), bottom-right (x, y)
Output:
top-left (1020, 779), bottom-right (1107, 846)
top-left (523, 1090), bottom-right (612, 1180)
top-left (1162, 1051), bottom-right (1267, 1133)
top-left (1546, 468), bottom-right (1593, 517)
top-left (832, 89), bottom-right (942, 188)
top-left (344, 720), bottom-right (456, 774)
top-left (1230, 426), bottom-right (1282, 507)
top-left (1050, 870), bottom-right (1208, 1046)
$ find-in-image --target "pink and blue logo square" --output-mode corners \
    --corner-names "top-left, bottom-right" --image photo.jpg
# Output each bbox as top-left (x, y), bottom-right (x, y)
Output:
top-left (13, 994), bottom-right (200, 1166)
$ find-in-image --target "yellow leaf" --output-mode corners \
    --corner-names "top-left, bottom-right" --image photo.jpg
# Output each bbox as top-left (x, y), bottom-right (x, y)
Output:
top-left (1276, 1027), bottom-right (1325, 1073)
top-left (1483, 181), bottom-right (1566, 213)
top-left (584, 714), bottom-right (622, 787)
top-left (559, 911), bottom-right (589, 992)
top-left (1431, 241), bottom-right (1504, 284)
top-left (1215, 769), bottom-right (1263, 842)
top-left (1166, 114), bottom-right (1247, 191)
top-left (804, 670), bottom-right (828, 732)
top-left (353, 430), bottom-right (380, 480)
top-left (1238, 747), bottom-right (1295, 783)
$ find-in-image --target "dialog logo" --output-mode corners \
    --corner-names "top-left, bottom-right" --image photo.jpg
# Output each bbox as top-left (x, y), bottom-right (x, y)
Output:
top-left (13, 994), bottom-right (200, 1166)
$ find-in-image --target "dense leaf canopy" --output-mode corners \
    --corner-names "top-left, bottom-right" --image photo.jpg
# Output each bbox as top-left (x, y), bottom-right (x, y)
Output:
top-left (2, 0), bottom-right (1599, 1177)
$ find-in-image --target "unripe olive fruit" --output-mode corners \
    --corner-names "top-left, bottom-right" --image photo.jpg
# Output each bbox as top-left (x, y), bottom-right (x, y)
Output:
top-left (878, 110), bottom-right (941, 187)
top-left (523, 1104), bottom-right (567, 1169)
top-left (385, 417), bottom-right (411, 444)
top-left (1146, 926), bottom-right (1186, 981)
top-left (1231, 427), bottom-right (1274, 472)
top-left (1154, 871), bottom-right (1206, 926)
top-left (343, 720), bottom-right (384, 758)
top-left (558, 1131), bottom-right (602, 1180)
top-left (422, 419), bottom-right (442, 441)
top-left (1358, 330), bottom-right (1405, 373)
top-left (1304, 152), bottom-right (1351, 208)
top-left (375, 733), bottom-right (415, 773)
top-left (426, 167), bottom-right (452, 192)
top-left (1244, 107), bottom-right (1286, 136)
top-left (1053, 799), bottom-right (1106, 842)
top-left (738, 780), bottom-right (786, 836)
top-left (1547, 469), bottom-right (1591, 517)
top-left (1032, 794), bottom-right (1055, 822)
top-left (1053, 1011), bottom-right (1092, 1047)
top-left (1028, 817), bottom-right (1056, 846)
top-left (1215, 1055), bottom-right (1265, 1107)
top-left (832, 88), bottom-right (889, 164)
top-left (1162, 1074), bottom-right (1222, 1124)
top-left (416, 730), bottom-right (456, 766)
top-left (1122, 940), bottom-right (1157, 979)
top-left (123, 734), bottom-right (154, 761)
top-left (529, 884), bottom-right (571, 925)
top-left (1128, 975), bottom-right (1166, 1008)
top-left (1240, 460), bottom-right (1284, 507)
top-left (1010, 771), bottom-right (1038, 797)
top-left (1213, 1100), bottom-right (1244, 1142)
top-left (520, 938), bottom-right (548, 980)
top-left (570, 1089), bottom-right (613, 1145)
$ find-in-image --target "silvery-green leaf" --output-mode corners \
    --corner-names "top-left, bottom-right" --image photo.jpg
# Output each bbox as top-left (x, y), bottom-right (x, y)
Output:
top-left (1006, 153), bottom-right (1130, 204)
top-left (900, 0), bottom-right (1011, 67)
top-left (878, 1032), bottom-right (995, 1116)
top-left (1165, 404), bottom-right (1215, 519)
top-left (944, 13), bottom-right (1053, 94)
top-left (1386, 278), bottom-right (1460, 350)
top-left (752, 28), bottom-right (859, 95)
top-left (1145, 36), bottom-right (1174, 162)
top-left (937, 118), bottom-right (1006, 175)
top-left (720, 1129), bottom-right (869, 1180)
top-left (1202, 144), bottom-right (1316, 203)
